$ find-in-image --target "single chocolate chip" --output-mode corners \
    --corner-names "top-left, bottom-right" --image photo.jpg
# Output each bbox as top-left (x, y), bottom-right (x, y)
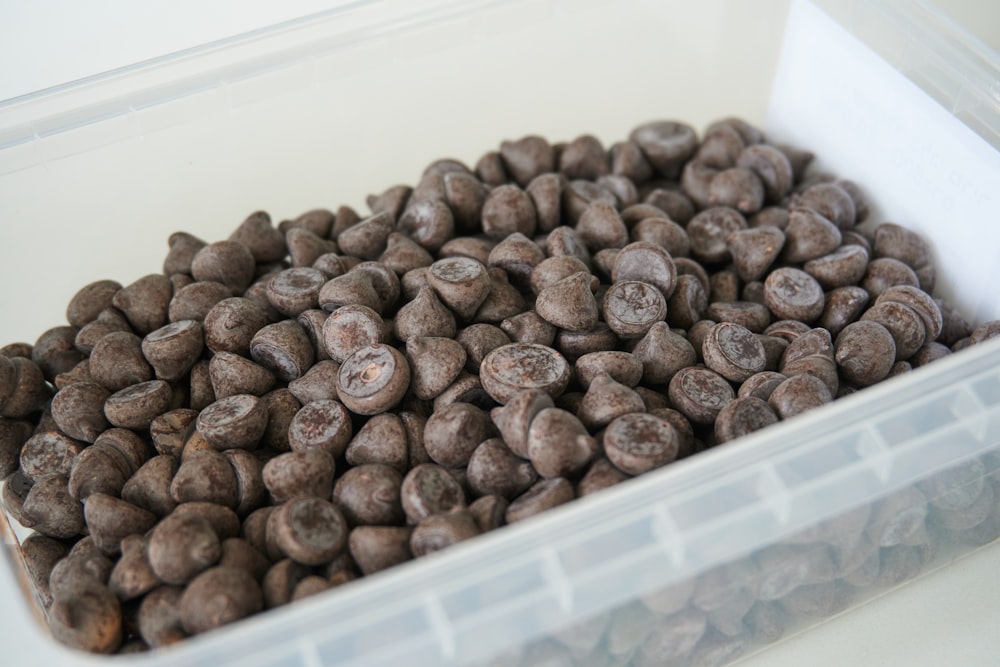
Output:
top-left (860, 300), bottom-right (927, 361)
top-left (112, 274), bottom-right (173, 335)
top-left (456, 324), bottom-right (510, 374)
top-left (396, 200), bottom-right (454, 253)
top-left (321, 304), bottom-right (387, 364)
top-left (337, 344), bottom-right (410, 416)
top-left (400, 463), bottom-right (466, 523)
top-left (426, 256), bottom-right (493, 321)
top-left (706, 300), bottom-right (772, 333)
top-left (782, 208), bottom-right (842, 263)
top-left (23, 475), bottom-right (85, 539)
top-left (84, 493), bottom-right (158, 555)
top-left (576, 200), bottom-right (629, 251)
top-left (499, 135), bottom-right (554, 187)
top-left (342, 413), bottom-right (407, 474)
top-left (263, 268), bottom-right (326, 317)
top-left (267, 497), bottom-right (347, 566)
top-left (535, 272), bottom-right (600, 333)
top-left (521, 173), bottom-right (561, 234)
top-left (803, 245), bottom-right (869, 290)
top-left (727, 226), bottom-right (785, 282)
top-left (861, 257), bottom-right (920, 299)
top-left (393, 286), bottom-right (457, 342)
top-left (768, 373), bottom-right (833, 419)
top-left (203, 297), bottom-right (271, 356)
top-left (424, 402), bottom-right (492, 468)
top-left (142, 320), bottom-right (204, 382)
top-left (179, 566), bottom-right (262, 635)
top-left (575, 351), bottom-right (643, 389)
top-left (318, 270), bottom-right (382, 314)
top-left (527, 407), bottom-right (598, 478)
top-left (196, 394), bottom-right (268, 450)
top-left (122, 456), bottom-right (178, 517)
top-left (603, 280), bottom-right (667, 339)
top-left (500, 310), bottom-right (565, 347)
top-left (348, 526), bottom-right (414, 575)
top-left (466, 438), bottom-right (537, 500)
top-left (577, 374), bottom-right (646, 431)
top-left (737, 144), bottom-right (793, 202)
top-left (818, 286), bottom-right (870, 338)
top-left (738, 371), bottom-right (787, 402)
top-left (67, 280), bottom-right (123, 329)
top-left (50, 382), bottom-right (111, 443)
top-left (481, 184), bottom-right (537, 239)
top-left (505, 477), bottom-right (575, 524)
top-left (604, 412), bottom-right (680, 475)
top-left (795, 182), bottom-right (856, 229)
top-left (286, 359), bottom-right (341, 404)
top-left (480, 343), bottom-right (571, 404)
top-left (714, 397), bottom-right (779, 443)
top-left (89, 332), bottom-right (153, 392)
top-left (577, 457), bottom-right (632, 497)
top-left (410, 509), bottom-right (481, 557)
top-left (170, 449), bottom-right (239, 508)
top-left (286, 398), bottom-right (352, 456)
top-left (104, 380), bottom-right (174, 430)
top-left (258, 389), bottom-right (300, 452)
top-left (708, 167), bottom-right (765, 214)
top-left (629, 121), bottom-right (698, 179)
top-left (147, 512), bottom-right (221, 586)
top-left (262, 450), bottom-right (335, 503)
top-left (665, 274), bottom-right (708, 330)
top-left (688, 207), bottom-right (747, 265)
top-left (48, 582), bottom-right (123, 654)
top-left (612, 242), bottom-right (678, 300)
top-left (834, 321), bottom-right (896, 386)
top-left (876, 285), bottom-right (943, 342)
top-left (167, 281), bottom-right (232, 324)
top-left (439, 236), bottom-right (496, 265)
top-left (668, 367), bottom-right (735, 425)
top-left (763, 267), bottom-right (825, 323)
top-left (189, 241), bottom-right (256, 293)
top-left (249, 320), bottom-right (315, 383)
top-left (467, 494), bottom-right (509, 533)
top-left (702, 322), bottom-right (767, 382)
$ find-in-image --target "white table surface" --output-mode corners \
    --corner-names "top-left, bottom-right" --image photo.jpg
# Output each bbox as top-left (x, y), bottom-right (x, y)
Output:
top-left (1, 2), bottom-right (998, 666)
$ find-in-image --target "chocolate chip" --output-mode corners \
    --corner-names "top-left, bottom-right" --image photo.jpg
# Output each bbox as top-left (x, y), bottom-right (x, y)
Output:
top-left (410, 509), bottom-right (481, 557)
top-left (604, 412), bottom-right (680, 475)
top-left (526, 407), bottom-right (598, 478)
top-left (603, 281), bottom-right (667, 339)
top-left (702, 322), bottom-right (767, 382)
top-left (400, 463), bottom-right (466, 523)
top-left (337, 344), bottom-right (410, 416)
top-left (763, 267), bottom-right (825, 323)
top-left (505, 477), bottom-right (575, 524)
top-left (480, 343), bottom-right (571, 404)
top-left (668, 367), bottom-right (735, 425)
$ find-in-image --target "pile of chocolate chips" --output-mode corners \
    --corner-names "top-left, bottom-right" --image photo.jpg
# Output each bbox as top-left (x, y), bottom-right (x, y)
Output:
top-left (1, 117), bottom-right (997, 654)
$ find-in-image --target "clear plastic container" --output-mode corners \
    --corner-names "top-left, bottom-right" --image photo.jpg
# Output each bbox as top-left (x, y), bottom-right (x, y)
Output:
top-left (1, 0), bottom-right (998, 665)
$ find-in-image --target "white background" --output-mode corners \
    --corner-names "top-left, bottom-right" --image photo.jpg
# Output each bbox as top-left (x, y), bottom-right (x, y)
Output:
top-left (1, 0), bottom-right (999, 102)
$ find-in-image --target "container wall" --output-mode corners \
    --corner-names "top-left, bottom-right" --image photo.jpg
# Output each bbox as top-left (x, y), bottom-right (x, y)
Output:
top-left (473, 346), bottom-right (1000, 665)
